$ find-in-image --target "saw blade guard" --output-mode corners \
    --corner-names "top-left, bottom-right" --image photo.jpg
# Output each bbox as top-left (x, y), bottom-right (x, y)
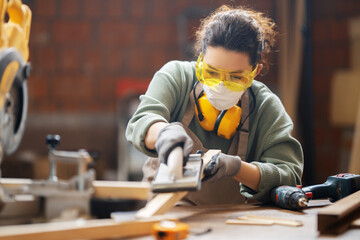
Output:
top-left (0, 48), bottom-right (29, 157)
top-left (0, 0), bottom-right (32, 160)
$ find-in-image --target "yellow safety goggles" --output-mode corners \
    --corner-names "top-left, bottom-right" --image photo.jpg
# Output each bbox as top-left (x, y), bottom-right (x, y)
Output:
top-left (195, 52), bottom-right (258, 92)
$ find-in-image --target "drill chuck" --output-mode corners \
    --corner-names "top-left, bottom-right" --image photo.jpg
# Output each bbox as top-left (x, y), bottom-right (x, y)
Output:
top-left (271, 186), bottom-right (308, 210)
top-left (298, 197), bottom-right (309, 208)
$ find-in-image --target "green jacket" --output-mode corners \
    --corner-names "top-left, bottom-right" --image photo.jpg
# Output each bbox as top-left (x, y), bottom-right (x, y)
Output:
top-left (125, 60), bottom-right (304, 202)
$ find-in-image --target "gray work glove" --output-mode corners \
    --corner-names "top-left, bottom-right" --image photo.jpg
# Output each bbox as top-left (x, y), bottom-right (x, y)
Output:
top-left (155, 122), bottom-right (193, 165)
top-left (203, 153), bottom-right (242, 182)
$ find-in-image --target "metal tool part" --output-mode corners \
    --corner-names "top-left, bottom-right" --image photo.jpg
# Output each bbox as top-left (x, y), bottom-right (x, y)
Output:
top-left (270, 186), bottom-right (308, 210)
top-left (0, 135), bottom-right (95, 220)
top-left (152, 150), bottom-right (203, 193)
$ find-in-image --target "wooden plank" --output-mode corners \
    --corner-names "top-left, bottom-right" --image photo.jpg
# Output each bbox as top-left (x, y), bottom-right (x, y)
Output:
top-left (318, 190), bottom-right (360, 234)
top-left (136, 150), bottom-right (221, 219)
top-left (93, 181), bottom-right (150, 200)
top-left (0, 178), bottom-right (150, 200)
top-left (0, 218), bottom-right (167, 240)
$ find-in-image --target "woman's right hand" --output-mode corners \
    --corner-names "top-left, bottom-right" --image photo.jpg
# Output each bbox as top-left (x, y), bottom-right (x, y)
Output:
top-left (155, 122), bottom-right (193, 165)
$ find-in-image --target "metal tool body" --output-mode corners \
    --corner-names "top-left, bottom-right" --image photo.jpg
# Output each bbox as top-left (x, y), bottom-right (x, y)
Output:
top-left (0, 135), bottom-right (95, 223)
top-left (152, 148), bottom-right (203, 193)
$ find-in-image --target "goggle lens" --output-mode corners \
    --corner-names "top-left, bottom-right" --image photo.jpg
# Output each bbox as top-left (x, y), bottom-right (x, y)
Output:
top-left (195, 53), bottom-right (258, 91)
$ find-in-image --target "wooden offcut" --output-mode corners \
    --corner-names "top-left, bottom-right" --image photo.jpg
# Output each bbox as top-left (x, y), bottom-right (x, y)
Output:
top-left (136, 149), bottom-right (221, 219)
top-left (93, 180), bottom-right (150, 200)
top-left (318, 190), bottom-right (360, 234)
top-left (0, 217), bottom-right (167, 240)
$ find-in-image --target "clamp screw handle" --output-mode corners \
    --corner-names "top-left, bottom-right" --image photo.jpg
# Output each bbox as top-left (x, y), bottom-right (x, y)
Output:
top-left (46, 134), bottom-right (60, 150)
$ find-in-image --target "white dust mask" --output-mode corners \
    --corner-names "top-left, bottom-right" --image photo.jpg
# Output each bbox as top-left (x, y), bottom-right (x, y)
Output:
top-left (203, 82), bottom-right (244, 111)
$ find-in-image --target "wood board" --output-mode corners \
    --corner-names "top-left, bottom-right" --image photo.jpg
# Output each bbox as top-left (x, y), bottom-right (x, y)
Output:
top-left (0, 217), bottom-right (170, 240)
top-left (318, 190), bottom-right (360, 234)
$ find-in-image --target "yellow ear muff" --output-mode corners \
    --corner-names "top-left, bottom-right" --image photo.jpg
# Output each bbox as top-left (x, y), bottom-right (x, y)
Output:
top-left (195, 92), bottom-right (242, 139)
top-left (216, 105), bottom-right (242, 139)
top-left (195, 93), bottom-right (220, 131)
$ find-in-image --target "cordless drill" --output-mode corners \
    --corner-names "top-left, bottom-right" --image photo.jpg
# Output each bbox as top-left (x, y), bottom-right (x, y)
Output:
top-left (270, 173), bottom-right (360, 210)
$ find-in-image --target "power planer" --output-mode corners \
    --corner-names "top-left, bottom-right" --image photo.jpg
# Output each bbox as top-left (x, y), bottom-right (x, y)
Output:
top-left (152, 147), bottom-right (203, 193)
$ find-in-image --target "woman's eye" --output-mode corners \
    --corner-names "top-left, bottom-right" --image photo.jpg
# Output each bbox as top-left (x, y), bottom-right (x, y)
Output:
top-left (207, 70), bottom-right (217, 76)
top-left (232, 75), bottom-right (245, 81)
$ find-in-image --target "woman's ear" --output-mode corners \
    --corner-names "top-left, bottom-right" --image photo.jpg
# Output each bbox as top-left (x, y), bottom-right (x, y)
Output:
top-left (255, 64), bottom-right (263, 77)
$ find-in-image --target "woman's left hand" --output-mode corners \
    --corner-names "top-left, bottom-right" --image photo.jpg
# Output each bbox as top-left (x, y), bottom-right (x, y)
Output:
top-left (203, 153), bottom-right (242, 182)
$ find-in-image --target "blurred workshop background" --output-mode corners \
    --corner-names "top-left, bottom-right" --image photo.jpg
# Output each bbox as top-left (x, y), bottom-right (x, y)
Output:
top-left (2, 0), bottom-right (360, 186)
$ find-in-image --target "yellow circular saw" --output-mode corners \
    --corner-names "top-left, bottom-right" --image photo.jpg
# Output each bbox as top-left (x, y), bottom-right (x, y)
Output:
top-left (0, 0), bottom-right (31, 160)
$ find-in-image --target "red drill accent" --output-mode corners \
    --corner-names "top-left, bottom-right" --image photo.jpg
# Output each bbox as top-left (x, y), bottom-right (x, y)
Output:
top-left (305, 192), bottom-right (313, 199)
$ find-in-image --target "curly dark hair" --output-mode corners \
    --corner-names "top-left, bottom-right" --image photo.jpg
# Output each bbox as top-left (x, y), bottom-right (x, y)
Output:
top-left (194, 5), bottom-right (277, 67)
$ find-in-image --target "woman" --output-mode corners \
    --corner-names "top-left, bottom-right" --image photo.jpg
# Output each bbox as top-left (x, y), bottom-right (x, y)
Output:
top-left (126, 5), bottom-right (303, 204)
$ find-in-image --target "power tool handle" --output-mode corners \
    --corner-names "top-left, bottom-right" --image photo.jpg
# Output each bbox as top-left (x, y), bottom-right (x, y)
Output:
top-left (302, 174), bottom-right (360, 201)
top-left (167, 146), bottom-right (183, 180)
top-left (301, 182), bottom-right (336, 200)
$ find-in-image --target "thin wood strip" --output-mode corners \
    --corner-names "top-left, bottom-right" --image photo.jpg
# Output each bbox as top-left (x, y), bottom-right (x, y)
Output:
top-left (238, 216), bottom-right (274, 224)
top-left (226, 219), bottom-right (273, 226)
top-left (242, 215), bottom-right (303, 227)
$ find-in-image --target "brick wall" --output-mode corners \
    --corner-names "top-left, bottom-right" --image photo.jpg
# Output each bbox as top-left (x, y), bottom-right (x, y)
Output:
top-left (26, 0), bottom-right (276, 114)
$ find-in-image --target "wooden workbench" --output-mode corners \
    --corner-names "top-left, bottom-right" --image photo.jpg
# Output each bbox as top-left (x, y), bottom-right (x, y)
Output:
top-left (131, 200), bottom-right (360, 240)
top-left (1, 199), bottom-right (360, 239)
